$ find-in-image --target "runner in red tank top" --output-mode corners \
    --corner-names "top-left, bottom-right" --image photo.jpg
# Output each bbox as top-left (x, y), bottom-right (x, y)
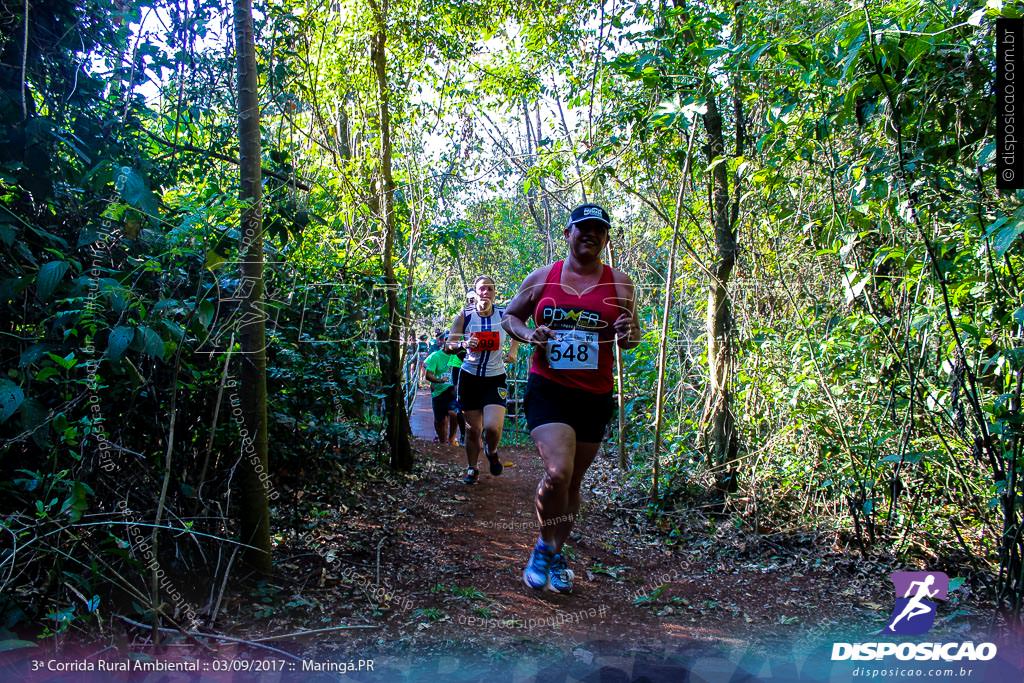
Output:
top-left (503, 204), bottom-right (641, 593)
top-left (529, 259), bottom-right (619, 394)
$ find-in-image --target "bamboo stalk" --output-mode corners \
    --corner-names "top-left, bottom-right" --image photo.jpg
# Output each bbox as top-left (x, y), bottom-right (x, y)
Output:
top-left (651, 126), bottom-right (698, 501)
top-left (607, 241), bottom-right (628, 471)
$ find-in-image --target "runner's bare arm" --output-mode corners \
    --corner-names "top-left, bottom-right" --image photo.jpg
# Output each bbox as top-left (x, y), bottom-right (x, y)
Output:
top-left (445, 312), bottom-right (466, 353)
top-left (612, 269), bottom-right (641, 350)
top-left (424, 368), bottom-right (446, 384)
top-left (505, 338), bottom-right (520, 363)
top-left (502, 266), bottom-right (555, 344)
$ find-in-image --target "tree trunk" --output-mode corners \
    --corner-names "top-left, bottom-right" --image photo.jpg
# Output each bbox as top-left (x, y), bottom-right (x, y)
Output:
top-left (523, 98), bottom-right (550, 261)
top-left (451, 245), bottom-right (469, 296)
top-left (670, 0), bottom-right (741, 493)
top-left (400, 156), bottom-right (425, 417)
top-left (370, 0), bottom-right (413, 470)
top-left (338, 97), bottom-right (351, 159)
top-left (700, 93), bottom-right (739, 494)
top-left (232, 0), bottom-right (271, 572)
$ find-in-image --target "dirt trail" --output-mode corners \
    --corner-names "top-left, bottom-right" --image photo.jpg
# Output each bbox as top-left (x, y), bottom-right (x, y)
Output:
top-left (212, 389), bottom-right (993, 679)
top-left (396, 390), bottom-right (727, 649)
top-left (301, 390), bottom-right (888, 663)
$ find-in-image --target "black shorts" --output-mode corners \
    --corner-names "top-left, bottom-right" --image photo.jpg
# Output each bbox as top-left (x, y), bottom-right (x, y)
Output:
top-left (524, 373), bottom-right (614, 443)
top-left (431, 386), bottom-right (458, 420)
top-left (457, 372), bottom-right (507, 411)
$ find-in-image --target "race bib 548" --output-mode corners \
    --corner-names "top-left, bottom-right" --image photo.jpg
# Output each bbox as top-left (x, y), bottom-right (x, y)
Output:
top-left (547, 330), bottom-right (598, 370)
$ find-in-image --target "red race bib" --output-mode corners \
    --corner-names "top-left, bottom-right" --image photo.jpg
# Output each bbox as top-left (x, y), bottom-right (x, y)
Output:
top-left (472, 331), bottom-right (500, 352)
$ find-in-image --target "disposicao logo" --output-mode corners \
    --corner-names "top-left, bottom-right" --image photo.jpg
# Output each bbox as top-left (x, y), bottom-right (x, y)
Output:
top-left (831, 570), bottom-right (997, 662)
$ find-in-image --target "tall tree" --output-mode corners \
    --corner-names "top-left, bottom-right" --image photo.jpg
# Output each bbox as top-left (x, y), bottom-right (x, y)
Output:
top-left (699, 91), bottom-right (739, 491)
top-left (233, 0), bottom-right (272, 571)
top-left (369, 0), bottom-right (413, 470)
top-left (668, 0), bottom-right (743, 492)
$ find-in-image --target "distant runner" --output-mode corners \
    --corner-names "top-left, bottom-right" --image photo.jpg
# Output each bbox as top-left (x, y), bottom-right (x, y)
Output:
top-left (415, 334), bottom-right (429, 389)
top-left (428, 329), bottom-right (444, 353)
top-left (447, 276), bottom-right (518, 484)
top-left (423, 332), bottom-right (460, 445)
top-left (447, 290), bottom-right (477, 446)
top-left (502, 204), bottom-right (640, 593)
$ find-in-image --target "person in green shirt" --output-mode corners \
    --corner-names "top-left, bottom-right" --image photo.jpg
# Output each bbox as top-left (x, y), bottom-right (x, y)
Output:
top-left (424, 335), bottom-right (459, 445)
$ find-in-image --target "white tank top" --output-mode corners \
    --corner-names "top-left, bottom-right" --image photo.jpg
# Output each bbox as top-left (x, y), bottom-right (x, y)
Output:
top-left (460, 305), bottom-right (507, 377)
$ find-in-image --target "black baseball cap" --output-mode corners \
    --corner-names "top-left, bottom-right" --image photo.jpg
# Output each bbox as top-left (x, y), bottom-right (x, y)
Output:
top-left (567, 203), bottom-right (611, 231)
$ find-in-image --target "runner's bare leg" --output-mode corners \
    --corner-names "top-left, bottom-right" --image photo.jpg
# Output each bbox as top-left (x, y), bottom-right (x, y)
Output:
top-left (532, 423), bottom-right (576, 550)
top-left (433, 415), bottom-right (447, 442)
top-left (464, 409), bottom-right (483, 469)
top-left (552, 442), bottom-right (600, 549)
top-left (447, 410), bottom-right (458, 441)
top-left (456, 411), bottom-right (466, 440)
top-left (482, 403), bottom-right (506, 455)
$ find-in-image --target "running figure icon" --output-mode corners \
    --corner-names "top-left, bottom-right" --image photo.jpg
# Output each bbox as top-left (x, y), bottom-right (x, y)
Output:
top-left (887, 574), bottom-right (938, 631)
top-left (884, 571), bottom-right (949, 635)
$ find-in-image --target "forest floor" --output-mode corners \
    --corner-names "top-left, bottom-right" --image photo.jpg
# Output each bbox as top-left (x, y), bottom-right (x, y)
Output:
top-left (202, 390), bottom-right (998, 679)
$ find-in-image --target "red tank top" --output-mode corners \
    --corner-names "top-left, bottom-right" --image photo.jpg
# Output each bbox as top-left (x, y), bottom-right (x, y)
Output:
top-left (530, 260), bottom-right (622, 394)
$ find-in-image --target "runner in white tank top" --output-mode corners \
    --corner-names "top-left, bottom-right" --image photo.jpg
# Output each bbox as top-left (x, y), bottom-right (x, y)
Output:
top-left (459, 305), bottom-right (508, 377)
top-left (445, 275), bottom-right (519, 484)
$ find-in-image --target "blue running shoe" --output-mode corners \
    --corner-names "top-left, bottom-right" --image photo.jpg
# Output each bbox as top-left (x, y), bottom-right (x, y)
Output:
top-left (547, 553), bottom-right (574, 594)
top-left (522, 539), bottom-right (554, 589)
